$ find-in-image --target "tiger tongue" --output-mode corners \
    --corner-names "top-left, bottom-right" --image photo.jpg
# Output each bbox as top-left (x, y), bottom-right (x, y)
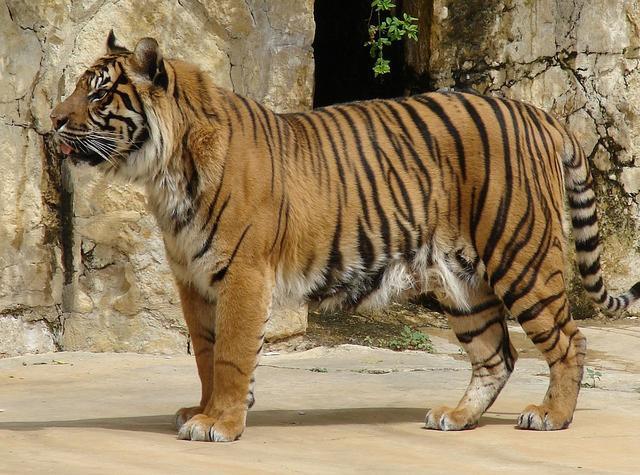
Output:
top-left (59, 143), bottom-right (74, 155)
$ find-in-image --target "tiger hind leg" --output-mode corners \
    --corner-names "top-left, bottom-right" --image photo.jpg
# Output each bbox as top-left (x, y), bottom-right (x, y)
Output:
top-left (499, 271), bottom-right (586, 430)
top-left (425, 281), bottom-right (517, 430)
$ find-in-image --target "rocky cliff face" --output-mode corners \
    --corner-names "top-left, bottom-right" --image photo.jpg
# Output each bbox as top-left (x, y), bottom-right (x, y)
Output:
top-left (427, 0), bottom-right (640, 316)
top-left (0, 0), bottom-right (313, 356)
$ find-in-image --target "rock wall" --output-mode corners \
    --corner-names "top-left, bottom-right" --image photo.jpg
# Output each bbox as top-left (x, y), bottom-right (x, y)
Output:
top-left (427, 0), bottom-right (640, 316)
top-left (0, 0), bottom-right (314, 357)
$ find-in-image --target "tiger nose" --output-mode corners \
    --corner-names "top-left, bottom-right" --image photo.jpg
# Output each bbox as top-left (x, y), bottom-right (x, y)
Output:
top-left (50, 111), bottom-right (69, 131)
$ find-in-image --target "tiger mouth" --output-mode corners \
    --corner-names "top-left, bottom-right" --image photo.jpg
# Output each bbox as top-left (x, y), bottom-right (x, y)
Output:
top-left (56, 140), bottom-right (105, 166)
top-left (59, 142), bottom-right (74, 156)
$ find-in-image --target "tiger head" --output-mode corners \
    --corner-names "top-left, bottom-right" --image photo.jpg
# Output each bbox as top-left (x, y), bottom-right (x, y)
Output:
top-left (50, 31), bottom-right (168, 170)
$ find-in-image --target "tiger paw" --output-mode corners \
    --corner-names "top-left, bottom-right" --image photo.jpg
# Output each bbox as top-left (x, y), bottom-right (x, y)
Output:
top-left (424, 406), bottom-right (478, 431)
top-left (177, 411), bottom-right (245, 442)
top-left (174, 406), bottom-right (203, 431)
top-left (517, 404), bottom-right (571, 431)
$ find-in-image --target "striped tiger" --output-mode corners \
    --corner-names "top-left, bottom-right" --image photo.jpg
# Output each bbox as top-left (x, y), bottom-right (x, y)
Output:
top-left (50, 32), bottom-right (640, 442)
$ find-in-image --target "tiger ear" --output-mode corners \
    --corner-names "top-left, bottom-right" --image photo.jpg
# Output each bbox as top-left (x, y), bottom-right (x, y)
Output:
top-left (106, 30), bottom-right (128, 54)
top-left (132, 37), bottom-right (168, 89)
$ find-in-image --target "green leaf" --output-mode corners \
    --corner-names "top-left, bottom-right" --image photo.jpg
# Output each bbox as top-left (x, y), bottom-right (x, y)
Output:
top-left (367, 3), bottom-right (420, 78)
top-left (372, 0), bottom-right (395, 11)
top-left (373, 57), bottom-right (391, 76)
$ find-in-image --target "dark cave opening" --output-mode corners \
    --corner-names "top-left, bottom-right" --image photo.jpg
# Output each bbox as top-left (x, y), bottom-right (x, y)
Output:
top-left (312, 0), bottom-right (407, 108)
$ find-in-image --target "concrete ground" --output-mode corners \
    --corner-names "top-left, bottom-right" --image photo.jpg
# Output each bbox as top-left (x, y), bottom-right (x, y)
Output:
top-left (1, 323), bottom-right (639, 474)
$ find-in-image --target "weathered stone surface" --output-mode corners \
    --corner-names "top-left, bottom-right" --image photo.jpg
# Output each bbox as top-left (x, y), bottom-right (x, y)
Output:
top-left (0, 0), bottom-right (314, 357)
top-left (429, 0), bottom-right (640, 312)
top-left (229, 0), bottom-right (315, 112)
top-left (266, 303), bottom-right (308, 342)
top-left (0, 315), bottom-right (56, 357)
top-left (620, 167), bottom-right (640, 194)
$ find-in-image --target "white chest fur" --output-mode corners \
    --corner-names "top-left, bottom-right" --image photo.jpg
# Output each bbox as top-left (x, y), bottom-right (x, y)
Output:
top-left (161, 226), bottom-right (226, 302)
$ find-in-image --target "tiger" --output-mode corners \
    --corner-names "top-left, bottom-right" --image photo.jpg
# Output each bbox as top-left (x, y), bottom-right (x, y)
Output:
top-left (50, 31), bottom-right (640, 442)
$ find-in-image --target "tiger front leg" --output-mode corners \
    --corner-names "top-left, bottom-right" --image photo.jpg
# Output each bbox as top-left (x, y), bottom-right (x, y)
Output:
top-left (174, 282), bottom-right (216, 431)
top-left (178, 264), bottom-right (271, 442)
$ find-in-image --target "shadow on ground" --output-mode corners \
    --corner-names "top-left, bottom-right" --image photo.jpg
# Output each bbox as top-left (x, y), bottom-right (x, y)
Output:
top-left (0, 407), bottom-right (531, 435)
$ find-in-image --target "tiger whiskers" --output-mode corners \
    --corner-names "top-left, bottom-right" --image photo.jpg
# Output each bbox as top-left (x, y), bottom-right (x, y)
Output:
top-left (81, 141), bottom-right (116, 166)
top-left (64, 134), bottom-right (116, 166)
top-left (56, 129), bottom-right (142, 167)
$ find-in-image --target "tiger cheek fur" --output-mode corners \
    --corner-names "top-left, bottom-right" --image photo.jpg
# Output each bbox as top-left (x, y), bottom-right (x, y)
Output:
top-left (51, 32), bottom-right (640, 442)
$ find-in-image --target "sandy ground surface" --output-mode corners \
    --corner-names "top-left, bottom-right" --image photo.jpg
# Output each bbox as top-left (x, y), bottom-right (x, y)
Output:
top-left (1, 323), bottom-right (639, 474)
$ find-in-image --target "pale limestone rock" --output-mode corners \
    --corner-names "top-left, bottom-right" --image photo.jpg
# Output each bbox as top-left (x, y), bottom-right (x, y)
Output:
top-left (592, 145), bottom-right (613, 172)
top-left (506, 66), bottom-right (578, 116)
top-left (0, 5), bottom-right (42, 107)
top-left (503, 0), bottom-right (557, 63)
top-left (568, 109), bottom-right (599, 157)
top-left (0, 316), bottom-right (56, 357)
top-left (230, 0), bottom-right (315, 112)
top-left (61, 310), bottom-right (187, 354)
top-left (261, 45), bottom-right (314, 113)
top-left (575, 3), bottom-right (633, 54)
top-left (266, 304), bottom-right (308, 342)
top-left (264, 0), bottom-right (315, 40)
top-left (0, 127), bottom-right (64, 312)
top-left (201, 0), bottom-right (255, 40)
top-left (620, 168), bottom-right (640, 194)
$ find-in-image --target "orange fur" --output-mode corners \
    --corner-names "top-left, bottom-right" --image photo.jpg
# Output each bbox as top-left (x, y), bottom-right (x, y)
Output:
top-left (50, 33), bottom-right (639, 441)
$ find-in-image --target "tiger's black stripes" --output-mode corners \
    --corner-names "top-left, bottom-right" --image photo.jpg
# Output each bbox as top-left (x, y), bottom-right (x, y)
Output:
top-left (253, 103), bottom-right (277, 194)
top-left (269, 197), bottom-right (286, 255)
top-left (456, 315), bottom-right (504, 344)
top-left (394, 212), bottom-right (415, 260)
top-left (417, 95), bottom-right (467, 180)
top-left (480, 97), bottom-right (515, 268)
top-left (397, 101), bottom-right (440, 168)
top-left (313, 110), bottom-right (348, 201)
top-left (357, 218), bottom-right (375, 270)
top-left (516, 292), bottom-right (565, 325)
top-left (194, 195), bottom-right (231, 260)
top-left (441, 298), bottom-right (502, 317)
top-left (210, 224), bottom-right (252, 284)
top-left (236, 95), bottom-right (259, 144)
top-left (567, 195), bottom-right (597, 210)
top-left (502, 205), bottom-right (556, 309)
top-left (277, 203), bottom-right (291, 257)
top-left (328, 203), bottom-right (344, 271)
top-left (335, 106), bottom-right (391, 257)
top-left (489, 181), bottom-right (535, 286)
top-left (457, 95), bottom-right (491, 247)
top-left (370, 102), bottom-right (411, 173)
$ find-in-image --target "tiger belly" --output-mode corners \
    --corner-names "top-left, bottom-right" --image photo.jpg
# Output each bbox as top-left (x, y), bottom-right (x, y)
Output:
top-left (276, 241), bottom-right (483, 312)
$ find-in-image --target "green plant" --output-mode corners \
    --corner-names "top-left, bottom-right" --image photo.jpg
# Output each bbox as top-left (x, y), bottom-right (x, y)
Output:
top-left (581, 367), bottom-right (602, 388)
top-left (366, 0), bottom-right (418, 77)
top-left (388, 325), bottom-right (434, 352)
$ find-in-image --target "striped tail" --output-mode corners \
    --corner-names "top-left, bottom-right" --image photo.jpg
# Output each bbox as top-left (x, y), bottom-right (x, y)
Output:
top-left (562, 136), bottom-right (640, 313)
